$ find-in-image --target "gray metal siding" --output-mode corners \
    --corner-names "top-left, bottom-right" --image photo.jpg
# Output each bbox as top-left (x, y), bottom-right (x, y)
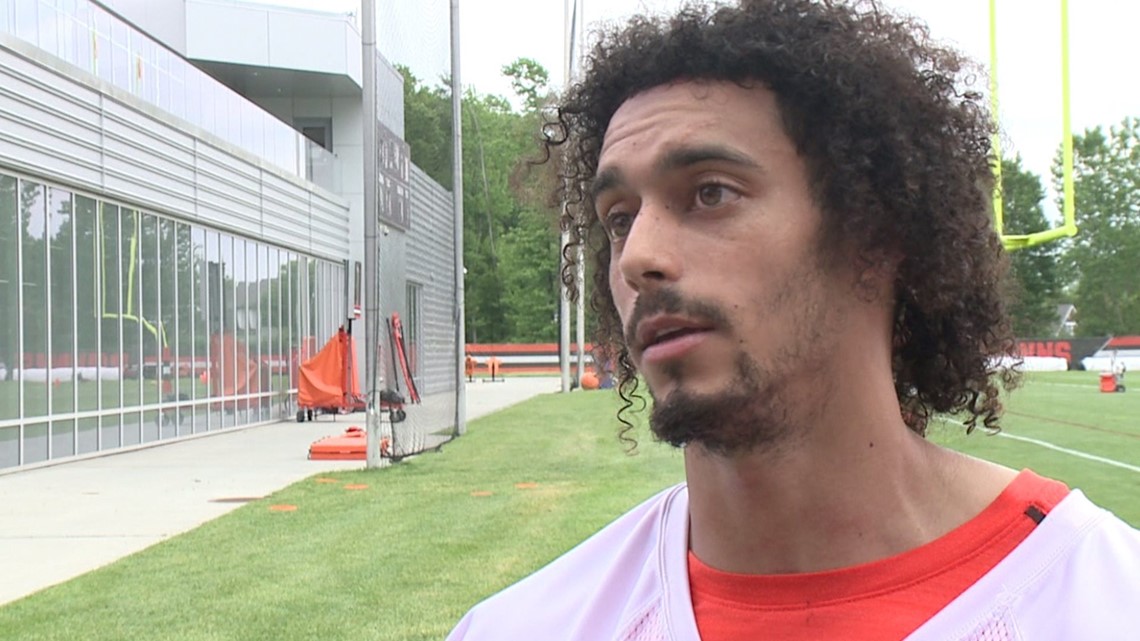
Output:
top-left (406, 165), bottom-right (456, 395)
top-left (0, 35), bottom-right (350, 262)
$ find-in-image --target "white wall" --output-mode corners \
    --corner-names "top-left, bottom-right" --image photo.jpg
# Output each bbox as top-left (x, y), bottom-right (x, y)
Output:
top-left (0, 33), bottom-right (350, 262)
top-left (186, 0), bottom-right (361, 83)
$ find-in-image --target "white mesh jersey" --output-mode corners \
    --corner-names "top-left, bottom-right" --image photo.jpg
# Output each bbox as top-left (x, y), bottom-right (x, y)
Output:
top-left (447, 483), bottom-right (1140, 640)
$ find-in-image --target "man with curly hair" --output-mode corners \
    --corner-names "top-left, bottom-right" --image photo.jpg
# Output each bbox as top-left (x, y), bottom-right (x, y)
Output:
top-left (448, 1), bottom-right (1140, 639)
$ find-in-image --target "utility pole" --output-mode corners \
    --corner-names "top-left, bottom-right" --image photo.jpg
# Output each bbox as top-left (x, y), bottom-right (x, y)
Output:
top-left (362, 0), bottom-right (381, 467)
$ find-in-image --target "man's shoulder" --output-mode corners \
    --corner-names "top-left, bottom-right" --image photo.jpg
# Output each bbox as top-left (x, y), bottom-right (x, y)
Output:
top-left (913, 489), bottom-right (1140, 640)
top-left (447, 483), bottom-right (688, 641)
top-left (1010, 493), bottom-right (1140, 635)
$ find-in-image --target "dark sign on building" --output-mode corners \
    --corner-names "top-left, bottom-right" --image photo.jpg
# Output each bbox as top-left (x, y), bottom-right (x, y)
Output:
top-left (376, 122), bottom-right (411, 230)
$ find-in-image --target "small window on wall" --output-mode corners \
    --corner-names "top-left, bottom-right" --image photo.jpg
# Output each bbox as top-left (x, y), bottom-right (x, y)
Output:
top-left (295, 118), bottom-right (333, 152)
top-left (405, 282), bottom-right (422, 377)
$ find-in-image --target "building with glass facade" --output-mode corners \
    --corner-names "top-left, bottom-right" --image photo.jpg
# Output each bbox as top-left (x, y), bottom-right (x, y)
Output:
top-left (0, 0), bottom-right (459, 470)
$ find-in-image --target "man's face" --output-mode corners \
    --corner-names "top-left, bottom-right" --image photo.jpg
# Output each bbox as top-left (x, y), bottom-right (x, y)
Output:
top-left (593, 81), bottom-right (854, 453)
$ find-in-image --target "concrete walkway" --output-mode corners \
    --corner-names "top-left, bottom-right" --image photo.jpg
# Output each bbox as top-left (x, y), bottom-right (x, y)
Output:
top-left (0, 377), bottom-right (561, 606)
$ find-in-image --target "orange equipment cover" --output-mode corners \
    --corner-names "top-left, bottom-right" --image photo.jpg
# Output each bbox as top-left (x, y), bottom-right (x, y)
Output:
top-left (297, 328), bottom-right (361, 409)
top-left (308, 427), bottom-right (388, 460)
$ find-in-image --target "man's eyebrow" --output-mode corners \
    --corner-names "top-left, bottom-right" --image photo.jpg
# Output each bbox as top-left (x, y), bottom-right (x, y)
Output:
top-left (590, 167), bottom-right (624, 202)
top-left (590, 144), bottom-right (758, 203)
top-left (657, 144), bottom-right (760, 173)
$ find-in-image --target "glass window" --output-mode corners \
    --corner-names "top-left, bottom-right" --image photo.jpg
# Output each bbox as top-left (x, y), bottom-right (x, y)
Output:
top-left (280, 248), bottom-right (290, 399)
top-left (76, 10), bottom-right (93, 75)
top-left (93, 26), bottom-right (111, 81)
top-left (202, 229), bottom-right (218, 405)
top-left (52, 419), bottom-right (75, 459)
top-left (77, 416), bottom-right (98, 455)
top-left (155, 47), bottom-right (171, 114)
top-left (21, 180), bottom-right (47, 419)
top-left (122, 410), bottom-right (141, 446)
top-left (221, 234), bottom-right (236, 427)
top-left (24, 422), bottom-right (47, 464)
top-left (0, 0), bottom-right (11, 35)
top-left (37, 2), bottom-right (58, 57)
top-left (0, 174), bottom-right (18, 420)
top-left (57, 4), bottom-right (78, 67)
top-left (120, 209), bottom-right (142, 447)
top-left (140, 213), bottom-right (160, 422)
top-left (168, 60), bottom-right (185, 122)
top-left (307, 259), bottom-right (317, 342)
top-left (99, 203), bottom-right (121, 411)
top-left (13, 0), bottom-right (37, 45)
top-left (267, 246), bottom-right (280, 399)
top-left (192, 226), bottom-right (208, 422)
top-left (99, 413), bottom-right (119, 450)
top-left (0, 425), bottom-right (19, 469)
top-left (183, 69), bottom-right (201, 130)
top-left (119, 209), bottom-right (141, 411)
top-left (133, 31), bottom-right (155, 101)
top-left (49, 187), bottom-right (74, 414)
top-left (160, 218), bottom-right (178, 424)
top-left (110, 19), bottom-right (128, 90)
top-left (75, 195), bottom-right (98, 412)
top-left (174, 222), bottom-right (193, 431)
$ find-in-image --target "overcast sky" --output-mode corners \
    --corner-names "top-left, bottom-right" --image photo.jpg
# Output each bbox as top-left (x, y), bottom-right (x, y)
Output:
top-left (254, 0), bottom-right (1140, 220)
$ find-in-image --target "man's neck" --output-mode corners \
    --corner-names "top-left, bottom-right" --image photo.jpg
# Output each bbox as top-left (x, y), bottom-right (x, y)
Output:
top-left (683, 384), bottom-right (1016, 575)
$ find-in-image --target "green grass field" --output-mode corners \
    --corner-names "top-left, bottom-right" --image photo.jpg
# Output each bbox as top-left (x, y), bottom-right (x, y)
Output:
top-left (0, 371), bottom-right (1137, 640)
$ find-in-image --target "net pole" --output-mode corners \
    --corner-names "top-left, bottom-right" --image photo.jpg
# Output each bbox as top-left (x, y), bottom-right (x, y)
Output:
top-left (574, 0), bottom-right (586, 386)
top-left (558, 0), bottom-right (572, 393)
top-left (451, 0), bottom-right (467, 436)
top-left (362, 0), bottom-right (382, 468)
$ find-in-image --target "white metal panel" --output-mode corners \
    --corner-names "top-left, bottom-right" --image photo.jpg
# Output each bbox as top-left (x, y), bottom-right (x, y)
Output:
top-left (267, 10), bottom-right (349, 75)
top-left (343, 21), bottom-right (362, 87)
top-left (406, 165), bottom-right (456, 395)
top-left (185, 1), bottom-right (269, 66)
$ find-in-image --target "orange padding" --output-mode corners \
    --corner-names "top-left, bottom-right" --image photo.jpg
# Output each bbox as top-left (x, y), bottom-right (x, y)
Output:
top-left (298, 328), bottom-right (361, 409)
top-left (308, 427), bottom-right (389, 460)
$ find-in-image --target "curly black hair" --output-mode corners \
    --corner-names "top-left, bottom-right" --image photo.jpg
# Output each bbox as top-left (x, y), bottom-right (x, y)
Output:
top-left (547, 0), bottom-right (1019, 442)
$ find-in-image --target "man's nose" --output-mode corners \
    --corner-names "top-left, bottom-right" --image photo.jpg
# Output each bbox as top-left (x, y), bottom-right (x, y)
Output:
top-left (615, 202), bottom-right (682, 293)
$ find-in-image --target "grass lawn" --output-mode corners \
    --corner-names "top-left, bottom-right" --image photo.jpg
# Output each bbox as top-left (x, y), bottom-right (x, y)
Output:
top-left (1, 371), bottom-right (1138, 640)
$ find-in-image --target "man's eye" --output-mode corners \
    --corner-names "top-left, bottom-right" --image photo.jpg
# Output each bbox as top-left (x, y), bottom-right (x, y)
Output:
top-left (695, 184), bottom-right (737, 208)
top-left (605, 212), bottom-right (633, 240)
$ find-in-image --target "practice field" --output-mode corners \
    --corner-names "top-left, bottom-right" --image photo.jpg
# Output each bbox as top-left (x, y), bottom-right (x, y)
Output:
top-left (0, 371), bottom-right (1136, 640)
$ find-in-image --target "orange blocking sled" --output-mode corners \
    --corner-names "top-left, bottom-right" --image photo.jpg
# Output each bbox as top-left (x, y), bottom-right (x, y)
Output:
top-left (308, 427), bottom-right (390, 460)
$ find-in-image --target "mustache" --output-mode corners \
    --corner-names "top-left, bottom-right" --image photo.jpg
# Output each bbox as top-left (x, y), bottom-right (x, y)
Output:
top-left (623, 288), bottom-right (732, 347)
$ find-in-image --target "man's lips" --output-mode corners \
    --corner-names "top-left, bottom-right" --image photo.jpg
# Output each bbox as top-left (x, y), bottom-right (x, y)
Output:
top-left (634, 316), bottom-right (715, 354)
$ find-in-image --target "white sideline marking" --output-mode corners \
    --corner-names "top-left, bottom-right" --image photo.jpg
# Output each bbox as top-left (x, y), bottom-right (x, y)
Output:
top-left (1031, 381), bottom-right (1099, 389)
top-left (998, 433), bottom-right (1140, 475)
top-left (937, 418), bottom-right (1140, 475)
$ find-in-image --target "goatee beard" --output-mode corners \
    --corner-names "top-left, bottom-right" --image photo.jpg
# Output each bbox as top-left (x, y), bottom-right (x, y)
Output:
top-left (649, 351), bottom-right (794, 457)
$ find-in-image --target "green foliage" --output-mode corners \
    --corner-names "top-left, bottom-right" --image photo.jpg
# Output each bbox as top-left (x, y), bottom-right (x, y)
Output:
top-left (402, 59), bottom-right (561, 343)
top-left (1055, 118), bottom-right (1140, 335)
top-left (398, 65), bottom-right (453, 189)
top-left (1001, 157), bottom-right (1062, 336)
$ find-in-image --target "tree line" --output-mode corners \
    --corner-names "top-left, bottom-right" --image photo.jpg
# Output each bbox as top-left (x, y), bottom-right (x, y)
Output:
top-left (403, 58), bottom-right (1139, 342)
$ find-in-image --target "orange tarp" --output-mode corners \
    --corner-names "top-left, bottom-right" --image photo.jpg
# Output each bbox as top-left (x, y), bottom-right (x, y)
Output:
top-left (298, 328), bottom-right (361, 409)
